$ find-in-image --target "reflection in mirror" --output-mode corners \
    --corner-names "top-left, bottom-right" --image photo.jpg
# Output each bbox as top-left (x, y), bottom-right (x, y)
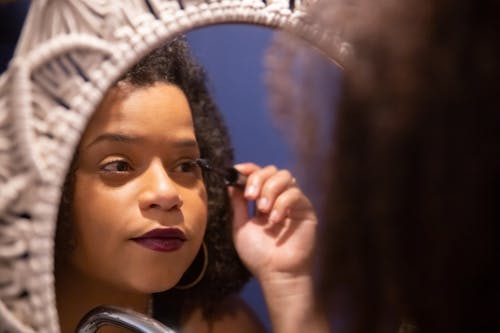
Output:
top-left (1, 1), bottom-right (350, 332)
top-left (53, 24), bottom-right (343, 333)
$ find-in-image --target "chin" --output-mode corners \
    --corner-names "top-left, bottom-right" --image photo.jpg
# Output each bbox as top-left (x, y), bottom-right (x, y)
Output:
top-left (129, 272), bottom-right (184, 294)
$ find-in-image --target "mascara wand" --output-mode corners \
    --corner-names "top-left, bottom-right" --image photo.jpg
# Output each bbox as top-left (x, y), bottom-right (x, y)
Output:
top-left (195, 159), bottom-right (247, 189)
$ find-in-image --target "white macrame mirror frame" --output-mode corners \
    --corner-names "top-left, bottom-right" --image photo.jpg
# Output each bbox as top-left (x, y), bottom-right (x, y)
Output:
top-left (0, 0), bottom-right (350, 332)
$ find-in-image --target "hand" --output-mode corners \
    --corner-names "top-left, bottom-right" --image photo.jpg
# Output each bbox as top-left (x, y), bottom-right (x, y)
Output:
top-left (230, 163), bottom-right (318, 283)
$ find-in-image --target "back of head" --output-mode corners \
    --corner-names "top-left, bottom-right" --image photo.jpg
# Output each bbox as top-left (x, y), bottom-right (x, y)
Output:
top-left (298, 0), bottom-right (499, 332)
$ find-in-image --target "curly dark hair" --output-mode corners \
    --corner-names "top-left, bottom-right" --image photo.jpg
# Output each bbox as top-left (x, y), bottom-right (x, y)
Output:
top-left (55, 37), bottom-right (250, 328)
top-left (305, 1), bottom-right (499, 333)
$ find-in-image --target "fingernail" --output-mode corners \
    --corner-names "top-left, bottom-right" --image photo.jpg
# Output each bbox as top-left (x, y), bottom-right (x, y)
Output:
top-left (245, 185), bottom-right (257, 197)
top-left (257, 197), bottom-right (269, 211)
top-left (269, 210), bottom-right (280, 223)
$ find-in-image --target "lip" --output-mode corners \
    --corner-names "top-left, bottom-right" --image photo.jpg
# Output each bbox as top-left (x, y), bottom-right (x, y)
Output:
top-left (132, 228), bottom-right (186, 252)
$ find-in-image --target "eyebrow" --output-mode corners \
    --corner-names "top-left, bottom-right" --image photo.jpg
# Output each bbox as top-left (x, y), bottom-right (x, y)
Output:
top-left (85, 133), bottom-right (145, 149)
top-left (84, 133), bottom-right (199, 150)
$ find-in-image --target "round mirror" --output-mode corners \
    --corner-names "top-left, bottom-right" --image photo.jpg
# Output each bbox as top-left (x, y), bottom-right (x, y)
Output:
top-left (0, 1), bottom-right (349, 331)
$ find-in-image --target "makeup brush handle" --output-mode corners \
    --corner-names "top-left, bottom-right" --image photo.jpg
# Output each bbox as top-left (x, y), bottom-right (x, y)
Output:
top-left (225, 167), bottom-right (247, 188)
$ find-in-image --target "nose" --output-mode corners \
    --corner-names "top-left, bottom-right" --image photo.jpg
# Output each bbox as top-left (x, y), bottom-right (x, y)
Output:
top-left (138, 161), bottom-right (183, 211)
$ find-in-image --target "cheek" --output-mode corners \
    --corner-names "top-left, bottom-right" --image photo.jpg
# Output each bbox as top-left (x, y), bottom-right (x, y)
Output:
top-left (72, 178), bottom-right (104, 251)
top-left (71, 174), bottom-right (128, 249)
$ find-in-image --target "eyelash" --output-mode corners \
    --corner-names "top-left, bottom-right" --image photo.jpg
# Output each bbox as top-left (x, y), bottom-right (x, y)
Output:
top-left (99, 159), bottom-right (133, 173)
top-left (174, 160), bottom-right (200, 173)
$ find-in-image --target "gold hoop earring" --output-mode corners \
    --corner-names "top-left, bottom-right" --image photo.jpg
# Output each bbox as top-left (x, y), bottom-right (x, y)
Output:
top-left (175, 242), bottom-right (208, 290)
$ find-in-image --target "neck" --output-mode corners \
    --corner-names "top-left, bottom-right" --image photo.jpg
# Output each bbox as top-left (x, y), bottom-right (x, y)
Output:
top-left (56, 263), bottom-right (151, 333)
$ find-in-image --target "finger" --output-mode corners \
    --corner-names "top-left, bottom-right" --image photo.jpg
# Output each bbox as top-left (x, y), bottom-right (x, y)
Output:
top-left (241, 165), bottom-right (278, 201)
top-left (233, 162), bottom-right (261, 176)
top-left (257, 169), bottom-right (295, 214)
top-left (268, 187), bottom-right (315, 224)
top-left (232, 163), bottom-right (260, 195)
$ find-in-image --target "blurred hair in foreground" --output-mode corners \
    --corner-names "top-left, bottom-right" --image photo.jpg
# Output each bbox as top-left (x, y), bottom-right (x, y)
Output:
top-left (269, 0), bottom-right (499, 332)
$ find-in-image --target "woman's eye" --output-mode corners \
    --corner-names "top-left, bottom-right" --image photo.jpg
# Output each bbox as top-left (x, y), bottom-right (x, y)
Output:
top-left (173, 160), bottom-right (200, 173)
top-left (100, 160), bottom-right (132, 173)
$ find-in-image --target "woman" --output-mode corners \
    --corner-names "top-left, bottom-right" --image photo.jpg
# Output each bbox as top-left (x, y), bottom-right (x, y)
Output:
top-left (54, 38), bottom-right (328, 333)
top-left (272, 0), bottom-right (498, 332)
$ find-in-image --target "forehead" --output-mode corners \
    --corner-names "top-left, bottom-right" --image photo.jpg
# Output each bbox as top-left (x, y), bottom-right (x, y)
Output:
top-left (80, 82), bottom-right (195, 144)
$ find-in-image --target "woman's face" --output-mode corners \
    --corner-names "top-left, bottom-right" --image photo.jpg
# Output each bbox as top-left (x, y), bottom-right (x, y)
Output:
top-left (70, 82), bottom-right (207, 294)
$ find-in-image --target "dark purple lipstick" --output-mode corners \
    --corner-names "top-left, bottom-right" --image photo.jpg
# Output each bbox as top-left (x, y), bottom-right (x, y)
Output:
top-left (132, 228), bottom-right (186, 252)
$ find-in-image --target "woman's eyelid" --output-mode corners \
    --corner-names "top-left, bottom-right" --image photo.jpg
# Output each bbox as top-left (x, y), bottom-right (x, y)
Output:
top-left (171, 158), bottom-right (201, 172)
top-left (97, 153), bottom-right (200, 172)
top-left (99, 151), bottom-right (130, 162)
top-left (99, 157), bottom-right (134, 172)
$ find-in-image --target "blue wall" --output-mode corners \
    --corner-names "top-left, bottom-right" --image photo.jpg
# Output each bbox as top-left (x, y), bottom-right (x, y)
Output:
top-left (187, 25), bottom-right (292, 166)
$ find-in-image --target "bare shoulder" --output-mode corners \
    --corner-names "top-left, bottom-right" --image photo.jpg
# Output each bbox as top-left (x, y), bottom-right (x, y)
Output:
top-left (180, 294), bottom-right (268, 333)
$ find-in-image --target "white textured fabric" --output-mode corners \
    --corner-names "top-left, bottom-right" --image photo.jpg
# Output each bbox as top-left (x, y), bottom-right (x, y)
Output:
top-left (0, 0), bottom-right (346, 332)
